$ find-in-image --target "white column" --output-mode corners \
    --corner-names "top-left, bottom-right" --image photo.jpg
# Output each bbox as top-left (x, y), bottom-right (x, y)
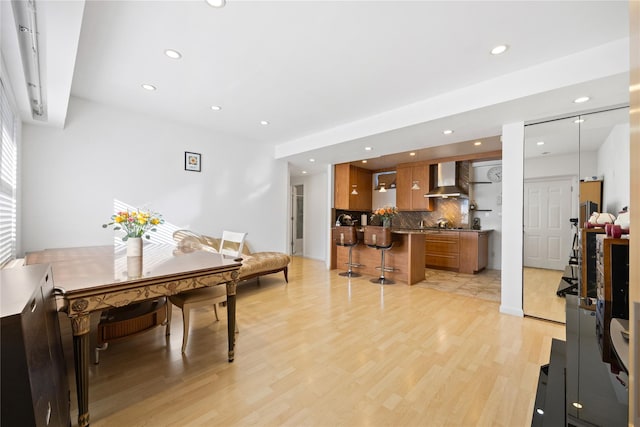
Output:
top-left (500, 121), bottom-right (525, 317)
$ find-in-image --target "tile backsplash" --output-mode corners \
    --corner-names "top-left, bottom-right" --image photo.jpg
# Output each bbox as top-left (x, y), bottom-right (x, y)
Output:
top-left (392, 198), bottom-right (468, 228)
top-left (336, 198), bottom-right (469, 228)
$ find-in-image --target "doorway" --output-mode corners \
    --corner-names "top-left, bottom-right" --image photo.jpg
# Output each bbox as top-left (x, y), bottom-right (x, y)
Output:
top-left (523, 178), bottom-right (573, 271)
top-left (291, 184), bottom-right (304, 255)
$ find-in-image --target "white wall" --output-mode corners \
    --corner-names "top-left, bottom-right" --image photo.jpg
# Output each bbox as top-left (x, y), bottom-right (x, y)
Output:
top-left (597, 123), bottom-right (630, 213)
top-left (501, 122), bottom-right (525, 317)
top-left (471, 161), bottom-right (502, 270)
top-left (372, 187), bottom-right (396, 210)
top-left (524, 152), bottom-right (584, 179)
top-left (21, 97), bottom-right (288, 254)
top-left (291, 171), bottom-right (329, 261)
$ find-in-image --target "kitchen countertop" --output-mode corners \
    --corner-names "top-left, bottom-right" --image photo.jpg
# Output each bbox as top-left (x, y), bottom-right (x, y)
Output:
top-left (391, 227), bottom-right (494, 234)
top-left (334, 226), bottom-right (493, 234)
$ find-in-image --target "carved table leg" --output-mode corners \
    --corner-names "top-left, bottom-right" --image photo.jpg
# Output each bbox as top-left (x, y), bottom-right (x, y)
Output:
top-left (226, 272), bottom-right (238, 362)
top-left (71, 314), bottom-right (91, 427)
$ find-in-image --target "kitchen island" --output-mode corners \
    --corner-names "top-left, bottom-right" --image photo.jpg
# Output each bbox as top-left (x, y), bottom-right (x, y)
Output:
top-left (333, 228), bottom-right (426, 284)
top-left (332, 228), bottom-right (493, 284)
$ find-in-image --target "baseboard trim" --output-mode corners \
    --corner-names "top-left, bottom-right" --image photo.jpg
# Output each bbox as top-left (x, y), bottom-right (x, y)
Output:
top-left (500, 305), bottom-right (524, 317)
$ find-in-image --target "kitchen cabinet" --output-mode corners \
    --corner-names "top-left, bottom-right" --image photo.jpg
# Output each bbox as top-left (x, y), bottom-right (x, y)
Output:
top-left (396, 164), bottom-right (433, 211)
top-left (459, 231), bottom-right (488, 274)
top-left (425, 231), bottom-right (459, 269)
top-left (334, 163), bottom-right (372, 211)
top-left (1, 264), bottom-right (70, 427)
top-left (425, 230), bottom-right (491, 274)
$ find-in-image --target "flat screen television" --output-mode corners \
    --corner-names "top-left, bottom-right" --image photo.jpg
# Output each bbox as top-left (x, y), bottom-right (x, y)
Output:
top-left (580, 200), bottom-right (599, 227)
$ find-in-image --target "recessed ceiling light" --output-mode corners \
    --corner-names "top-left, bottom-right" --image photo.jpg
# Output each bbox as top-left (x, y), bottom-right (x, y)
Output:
top-left (260, 120), bottom-right (270, 126)
top-left (474, 141), bottom-right (482, 146)
top-left (574, 118), bottom-right (584, 124)
top-left (443, 129), bottom-right (454, 135)
top-left (574, 96), bottom-right (590, 104)
top-left (164, 49), bottom-right (182, 59)
top-left (572, 402), bottom-right (583, 409)
top-left (309, 158), bottom-right (315, 163)
top-left (205, 0), bottom-right (226, 7)
top-left (141, 84), bottom-right (157, 91)
top-left (409, 152), bottom-right (416, 156)
top-left (490, 44), bottom-right (509, 55)
top-left (211, 105), bottom-right (222, 111)
top-left (362, 160), bottom-right (368, 163)
top-left (537, 141), bottom-right (545, 146)
top-left (536, 408), bottom-right (544, 415)
top-left (364, 147), bottom-right (372, 151)
top-left (302, 170), bottom-right (307, 174)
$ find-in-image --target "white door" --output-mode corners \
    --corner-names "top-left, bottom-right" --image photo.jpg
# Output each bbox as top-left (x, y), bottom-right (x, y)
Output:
top-left (291, 185), bottom-right (304, 255)
top-left (523, 178), bottom-right (572, 270)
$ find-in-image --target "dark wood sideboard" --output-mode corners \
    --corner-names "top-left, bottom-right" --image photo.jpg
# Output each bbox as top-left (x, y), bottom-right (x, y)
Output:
top-left (595, 235), bottom-right (629, 369)
top-left (1, 264), bottom-right (70, 427)
top-left (580, 228), bottom-right (605, 298)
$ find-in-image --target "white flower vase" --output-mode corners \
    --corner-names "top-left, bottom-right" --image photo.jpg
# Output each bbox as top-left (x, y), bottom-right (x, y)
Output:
top-left (126, 255), bottom-right (143, 278)
top-left (127, 237), bottom-right (143, 257)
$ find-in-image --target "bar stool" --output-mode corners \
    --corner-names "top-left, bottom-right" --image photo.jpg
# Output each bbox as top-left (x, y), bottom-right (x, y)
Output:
top-left (333, 226), bottom-right (361, 277)
top-left (364, 226), bottom-right (395, 284)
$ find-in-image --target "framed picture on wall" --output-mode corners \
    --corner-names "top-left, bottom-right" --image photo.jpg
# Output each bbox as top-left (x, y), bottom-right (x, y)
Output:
top-left (185, 152), bottom-right (201, 172)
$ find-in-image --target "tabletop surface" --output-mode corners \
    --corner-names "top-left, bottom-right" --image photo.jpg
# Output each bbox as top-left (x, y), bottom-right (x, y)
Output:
top-left (25, 244), bottom-right (241, 296)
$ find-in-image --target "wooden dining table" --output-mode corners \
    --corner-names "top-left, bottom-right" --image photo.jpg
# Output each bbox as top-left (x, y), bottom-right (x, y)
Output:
top-left (26, 244), bottom-right (242, 427)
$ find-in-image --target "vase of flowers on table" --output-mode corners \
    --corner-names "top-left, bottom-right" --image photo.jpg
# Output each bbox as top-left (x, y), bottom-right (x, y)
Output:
top-left (372, 206), bottom-right (398, 227)
top-left (102, 209), bottom-right (164, 256)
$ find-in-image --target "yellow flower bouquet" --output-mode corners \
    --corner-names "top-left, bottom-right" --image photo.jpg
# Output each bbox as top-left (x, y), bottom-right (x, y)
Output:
top-left (102, 209), bottom-right (164, 241)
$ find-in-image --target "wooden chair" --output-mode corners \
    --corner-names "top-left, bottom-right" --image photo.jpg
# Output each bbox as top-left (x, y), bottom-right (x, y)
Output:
top-left (168, 230), bottom-right (247, 353)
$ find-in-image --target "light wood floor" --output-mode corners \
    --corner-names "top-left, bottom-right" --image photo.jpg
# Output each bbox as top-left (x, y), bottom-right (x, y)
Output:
top-left (60, 257), bottom-right (565, 427)
top-left (523, 267), bottom-right (566, 323)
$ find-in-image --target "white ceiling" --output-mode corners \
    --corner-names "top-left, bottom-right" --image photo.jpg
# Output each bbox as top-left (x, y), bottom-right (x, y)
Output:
top-left (2, 0), bottom-right (631, 176)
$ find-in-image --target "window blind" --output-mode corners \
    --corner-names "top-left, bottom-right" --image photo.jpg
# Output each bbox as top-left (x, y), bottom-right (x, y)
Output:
top-left (0, 78), bottom-right (18, 266)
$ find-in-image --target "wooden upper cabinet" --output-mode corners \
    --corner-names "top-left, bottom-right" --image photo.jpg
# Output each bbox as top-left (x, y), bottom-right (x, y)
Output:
top-left (396, 164), bottom-right (433, 211)
top-left (396, 167), bottom-right (412, 210)
top-left (411, 165), bottom-right (432, 211)
top-left (334, 163), bottom-right (372, 211)
top-left (356, 167), bottom-right (373, 210)
top-left (334, 163), bottom-right (350, 210)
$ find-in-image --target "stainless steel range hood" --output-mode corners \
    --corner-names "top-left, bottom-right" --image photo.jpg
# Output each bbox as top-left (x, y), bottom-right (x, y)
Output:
top-left (424, 161), bottom-right (468, 198)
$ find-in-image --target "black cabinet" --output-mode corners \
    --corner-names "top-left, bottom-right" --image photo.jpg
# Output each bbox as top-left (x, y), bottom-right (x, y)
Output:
top-left (595, 235), bottom-right (629, 368)
top-left (1, 265), bottom-right (70, 427)
top-left (532, 295), bottom-right (627, 426)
